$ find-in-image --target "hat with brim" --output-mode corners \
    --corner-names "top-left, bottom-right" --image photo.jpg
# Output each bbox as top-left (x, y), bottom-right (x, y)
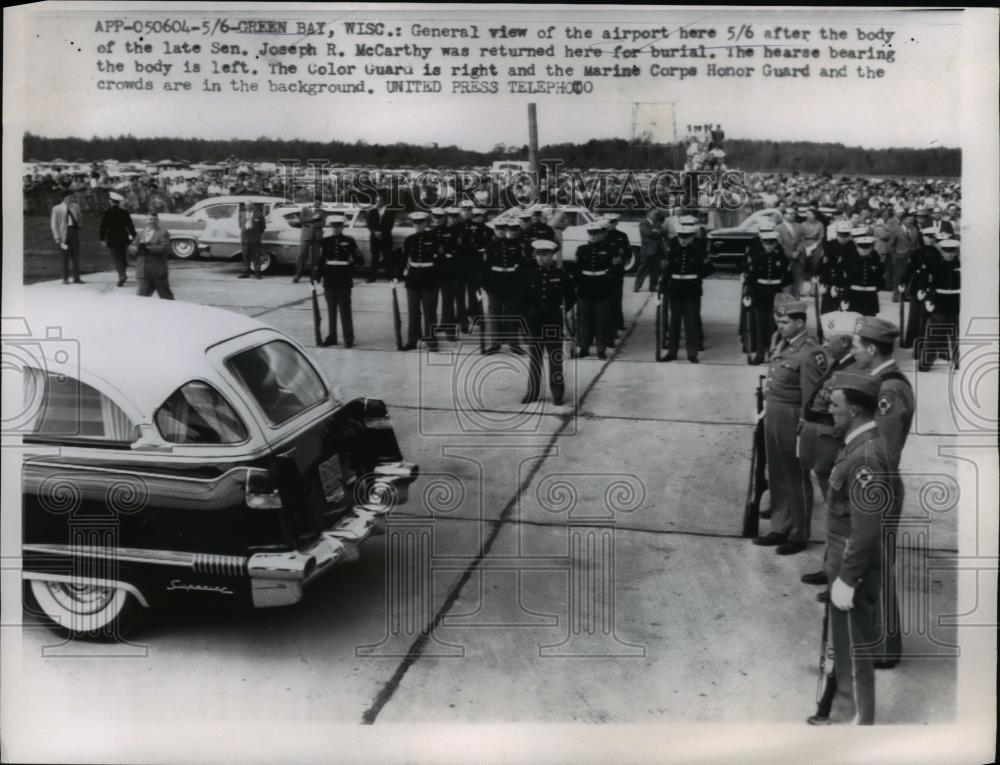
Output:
top-left (759, 230), bottom-right (778, 240)
top-left (328, 215), bottom-right (346, 226)
top-left (410, 212), bottom-right (430, 222)
top-left (108, 192), bottom-right (124, 202)
top-left (821, 311), bottom-right (863, 336)
top-left (939, 239), bottom-right (959, 249)
top-left (857, 316), bottom-right (900, 344)
top-left (830, 371), bottom-right (881, 399)
top-left (531, 240), bottom-right (558, 252)
top-left (855, 236), bottom-right (875, 246)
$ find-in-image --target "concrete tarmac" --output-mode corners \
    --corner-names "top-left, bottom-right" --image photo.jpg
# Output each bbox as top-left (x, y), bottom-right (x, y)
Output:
top-left (13, 260), bottom-right (963, 737)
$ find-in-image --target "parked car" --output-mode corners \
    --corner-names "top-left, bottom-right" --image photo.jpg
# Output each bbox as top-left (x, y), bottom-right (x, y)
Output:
top-left (130, 195), bottom-right (289, 260)
top-left (19, 289), bottom-right (418, 639)
top-left (196, 204), bottom-right (415, 274)
top-left (488, 204), bottom-right (642, 270)
top-left (705, 207), bottom-right (784, 266)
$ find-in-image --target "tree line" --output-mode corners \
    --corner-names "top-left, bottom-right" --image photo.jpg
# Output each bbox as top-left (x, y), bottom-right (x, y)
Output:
top-left (23, 133), bottom-right (959, 177)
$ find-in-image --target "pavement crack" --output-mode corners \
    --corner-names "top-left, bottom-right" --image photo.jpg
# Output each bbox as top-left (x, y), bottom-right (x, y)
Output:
top-left (359, 292), bottom-right (652, 724)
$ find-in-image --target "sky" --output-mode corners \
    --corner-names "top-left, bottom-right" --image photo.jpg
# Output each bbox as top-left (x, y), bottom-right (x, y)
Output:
top-left (9, 5), bottom-right (964, 152)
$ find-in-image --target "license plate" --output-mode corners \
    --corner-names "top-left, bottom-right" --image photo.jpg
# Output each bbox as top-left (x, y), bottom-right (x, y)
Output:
top-left (317, 455), bottom-right (345, 504)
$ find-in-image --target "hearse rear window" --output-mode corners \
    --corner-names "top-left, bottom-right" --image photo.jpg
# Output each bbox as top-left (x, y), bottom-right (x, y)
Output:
top-left (26, 368), bottom-right (136, 443)
top-left (156, 381), bottom-right (249, 444)
top-left (225, 340), bottom-right (328, 426)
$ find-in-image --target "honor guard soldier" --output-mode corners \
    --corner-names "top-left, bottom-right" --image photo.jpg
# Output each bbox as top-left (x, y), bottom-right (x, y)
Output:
top-left (463, 207), bottom-right (495, 333)
top-left (437, 207), bottom-right (467, 341)
top-left (816, 223), bottom-right (854, 314)
top-left (481, 221), bottom-right (529, 355)
top-left (799, 310), bottom-right (861, 589)
top-left (312, 215), bottom-right (363, 348)
top-left (898, 227), bottom-right (940, 351)
top-left (918, 239), bottom-right (961, 371)
top-left (573, 221), bottom-right (615, 360)
top-left (754, 298), bottom-right (827, 555)
top-left (522, 240), bottom-right (574, 406)
top-left (603, 214), bottom-right (631, 340)
top-left (659, 224), bottom-right (712, 363)
top-left (851, 316), bottom-right (914, 668)
top-left (744, 224), bottom-right (793, 364)
top-left (515, 211), bottom-right (536, 253)
top-left (839, 232), bottom-right (882, 316)
top-left (528, 207), bottom-right (557, 244)
top-left (397, 212), bottom-right (441, 352)
top-left (808, 372), bottom-right (893, 726)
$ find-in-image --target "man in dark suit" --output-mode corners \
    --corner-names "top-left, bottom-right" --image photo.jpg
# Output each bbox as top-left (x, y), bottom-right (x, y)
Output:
top-left (239, 202), bottom-right (267, 279)
top-left (366, 191), bottom-right (395, 282)
top-left (99, 191), bottom-right (136, 287)
top-left (634, 208), bottom-right (664, 292)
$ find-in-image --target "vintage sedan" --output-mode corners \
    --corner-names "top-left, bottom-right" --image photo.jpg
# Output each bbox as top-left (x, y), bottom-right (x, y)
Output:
top-left (195, 204), bottom-right (415, 274)
top-left (19, 289), bottom-right (417, 639)
top-left (705, 207), bottom-right (784, 266)
top-left (130, 195), bottom-right (289, 259)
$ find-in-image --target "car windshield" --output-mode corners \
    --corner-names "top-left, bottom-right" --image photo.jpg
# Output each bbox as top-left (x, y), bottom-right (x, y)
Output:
top-left (226, 340), bottom-right (329, 426)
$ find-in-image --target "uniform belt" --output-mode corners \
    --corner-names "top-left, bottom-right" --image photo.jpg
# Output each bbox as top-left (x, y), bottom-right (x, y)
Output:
top-left (491, 266), bottom-right (517, 272)
top-left (581, 269), bottom-right (608, 276)
top-left (935, 288), bottom-right (960, 294)
top-left (326, 260), bottom-right (350, 265)
top-left (409, 261), bottom-right (434, 268)
top-left (756, 278), bottom-right (781, 285)
top-left (670, 273), bottom-right (698, 280)
top-left (850, 285), bottom-right (877, 291)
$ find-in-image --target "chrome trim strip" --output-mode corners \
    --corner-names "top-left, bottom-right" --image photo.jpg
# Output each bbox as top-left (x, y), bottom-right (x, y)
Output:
top-left (23, 543), bottom-right (201, 568)
top-left (22, 571), bottom-right (150, 608)
top-left (24, 461), bottom-right (252, 485)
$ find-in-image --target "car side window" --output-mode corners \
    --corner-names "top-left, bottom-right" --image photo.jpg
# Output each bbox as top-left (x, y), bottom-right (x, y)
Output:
top-left (203, 204), bottom-right (238, 220)
top-left (25, 367), bottom-right (136, 444)
top-left (155, 381), bottom-right (249, 444)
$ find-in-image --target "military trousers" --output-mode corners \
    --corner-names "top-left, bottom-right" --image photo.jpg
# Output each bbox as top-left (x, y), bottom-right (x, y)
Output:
top-left (323, 286), bottom-right (354, 344)
top-left (406, 286), bottom-right (438, 346)
top-left (763, 401), bottom-right (814, 544)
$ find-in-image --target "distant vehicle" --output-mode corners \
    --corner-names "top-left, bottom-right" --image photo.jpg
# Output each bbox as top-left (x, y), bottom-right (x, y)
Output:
top-left (196, 204), bottom-right (416, 274)
top-left (490, 160), bottom-right (531, 175)
top-left (705, 207), bottom-right (784, 266)
top-left (20, 289), bottom-right (417, 639)
top-left (130, 195), bottom-right (288, 260)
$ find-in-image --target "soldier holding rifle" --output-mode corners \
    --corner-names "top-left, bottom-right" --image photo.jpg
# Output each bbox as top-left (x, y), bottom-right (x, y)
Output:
top-left (396, 212), bottom-right (440, 352)
top-left (521, 240), bottom-right (574, 406)
top-left (743, 224), bottom-right (792, 365)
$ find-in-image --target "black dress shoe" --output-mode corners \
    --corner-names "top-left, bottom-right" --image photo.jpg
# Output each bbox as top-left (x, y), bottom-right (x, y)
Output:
top-left (753, 532), bottom-right (787, 547)
top-left (607, 340), bottom-right (616, 349)
top-left (801, 571), bottom-right (828, 585)
top-left (239, 273), bottom-right (250, 279)
top-left (689, 356), bottom-right (699, 364)
top-left (323, 337), bottom-right (337, 347)
top-left (401, 343), bottom-right (416, 351)
top-left (292, 277), bottom-right (301, 283)
top-left (577, 351), bottom-right (589, 358)
top-left (817, 590), bottom-right (829, 603)
top-left (597, 350), bottom-right (607, 360)
top-left (117, 279), bottom-right (126, 287)
top-left (63, 279), bottom-right (70, 284)
top-left (482, 345), bottom-right (501, 355)
top-left (806, 714), bottom-right (832, 726)
top-left (255, 273), bottom-right (262, 280)
top-left (344, 340), bottom-right (354, 349)
top-left (520, 394), bottom-right (539, 405)
top-left (73, 279), bottom-right (85, 284)
top-left (366, 277), bottom-right (376, 283)
top-left (662, 353), bottom-right (677, 362)
top-left (873, 659), bottom-right (899, 670)
top-left (776, 541), bottom-right (807, 555)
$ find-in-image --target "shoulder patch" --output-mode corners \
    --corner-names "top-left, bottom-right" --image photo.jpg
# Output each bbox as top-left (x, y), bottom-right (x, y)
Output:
top-left (877, 393), bottom-right (895, 415)
top-left (812, 351), bottom-right (828, 370)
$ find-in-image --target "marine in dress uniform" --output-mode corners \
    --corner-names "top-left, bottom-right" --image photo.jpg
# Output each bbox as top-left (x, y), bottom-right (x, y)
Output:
top-left (839, 233), bottom-right (881, 316)
top-left (528, 209), bottom-right (557, 245)
top-left (294, 201), bottom-right (326, 283)
top-left (522, 240), bottom-right (574, 405)
top-left (809, 372), bottom-right (893, 725)
top-left (799, 311), bottom-right (861, 589)
top-left (396, 212), bottom-right (440, 351)
top-left (132, 212), bottom-right (175, 300)
top-left (816, 224), bottom-right (855, 314)
top-left (918, 239), bottom-right (961, 371)
top-left (852, 317), bottom-right (914, 667)
top-left (658, 224), bottom-right (712, 363)
top-left (898, 228), bottom-right (940, 351)
top-left (572, 222), bottom-right (615, 360)
top-left (603, 214), bottom-right (631, 338)
top-left (99, 191), bottom-right (136, 287)
top-left (312, 215), bottom-right (363, 348)
top-left (754, 299), bottom-right (827, 555)
top-left (463, 207), bottom-right (495, 333)
top-left (437, 208), bottom-right (467, 341)
top-left (744, 225), bottom-right (793, 365)
top-left (481, 222), bottom-right (529, 354)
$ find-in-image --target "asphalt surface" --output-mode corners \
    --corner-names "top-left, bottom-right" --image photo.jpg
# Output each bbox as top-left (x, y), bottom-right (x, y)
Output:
top-left (10, 259), bottom-right (967, 747)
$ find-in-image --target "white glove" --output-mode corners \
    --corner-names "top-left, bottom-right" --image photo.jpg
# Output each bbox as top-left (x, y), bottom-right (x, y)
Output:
top-left (818, 284), bottom-right (827, 296)
top-left (391, 278), bottom-right (399, 285)
top-left (831, 577), bottom-right (855, 611)
top-left (742, 297), bottom-right (751, 308)
top-left (753, 403), bottom-right (766, 422)
top-left (897, 284), bottom-right (906, 293)
top-left (829, 286), bottom-right (839, 298)
top-left (810, 276), bottom-right (819, 284)
top-left (925, 301), bottom-right (935, 313)
top-left (59, 243), bottom-right (68, 251)
top-left (840, 300), bottom-right (849, 311)
top-left (917, 289), bottom-right (926, 300)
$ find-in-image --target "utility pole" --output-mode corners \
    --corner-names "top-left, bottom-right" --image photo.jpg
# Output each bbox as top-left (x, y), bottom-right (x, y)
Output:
top-left (527, 103), bottom-right (539, 175)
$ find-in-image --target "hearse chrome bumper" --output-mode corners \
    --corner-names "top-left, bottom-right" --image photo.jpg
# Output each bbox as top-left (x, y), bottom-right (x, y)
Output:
top-left (248, 461), bottom-right (418, 608)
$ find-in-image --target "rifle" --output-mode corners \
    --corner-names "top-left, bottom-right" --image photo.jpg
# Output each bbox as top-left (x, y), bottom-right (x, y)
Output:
top-left (655, 293), bottom-right (664, 362)
top-left (815, 600), bottom-right (838, 719)
top-left (814, 286), bottom-right (824, 343)
top-left (391, 284), bottom-right (404, 351)
top-left (741, 374), bottom-right (768, 538)
top-left (477, 288), bottom-right (486, 354)
top-left (898, 284), bottom-right (906, 338)
top-left (564, 299), bottom-right (579, 359)
top-left (311, 282), bottom-right (322, 346)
